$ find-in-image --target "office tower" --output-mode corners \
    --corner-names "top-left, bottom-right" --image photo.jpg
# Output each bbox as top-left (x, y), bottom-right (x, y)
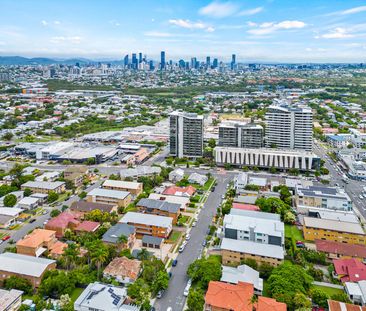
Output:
top-left (191, 57), bottom-right (197, 69)
top-left (206, 56), bottom-right (211, 68)
top-left (138, 52), bottom-right (142, 64)
top-left (265, 104), bottom-right (313, 151)
top-left (219, 122), bottom-right (263, 149)
top-left (132, 53), bottom-right (138, 69)
top-left (231, 54), bottom-right (236, 70)
top-left (212, 58), bottom-right (218, 68)
top-left (178, 59), bottom-right (185, 69)
top-left (160, 51), bottom-right (166, 70)
top-left (169, 111), bottom-right (204, 158)
top-left (123, 54), bottom-right (129, 68)
top-left (149, 60), bottom-right (154, 70)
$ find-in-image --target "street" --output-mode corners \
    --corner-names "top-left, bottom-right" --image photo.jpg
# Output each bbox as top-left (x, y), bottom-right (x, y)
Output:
top-left (154, 172), bottom-right (232, 311)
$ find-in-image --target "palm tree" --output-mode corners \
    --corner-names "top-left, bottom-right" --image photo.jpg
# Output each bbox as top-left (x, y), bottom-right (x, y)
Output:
top-left (117, 234), bottom-right (128, 248)
top-left (91, 244), bottom-right (109, 279)
top-left (250, 294), bottom-right (258, 311)
top-left (62, 243), bottom-right (79, 270)
top-left (137, 248), bottom-right (150, 261)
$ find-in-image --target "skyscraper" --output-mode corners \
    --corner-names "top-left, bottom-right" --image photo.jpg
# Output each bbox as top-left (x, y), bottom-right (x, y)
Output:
top-left (170, 111), bottom-right (204, 158)
top-left (265, 104), bottom-right (313, 151)
top-left (231, 54), bottom-right (236, 70)
top-left (123, 54), bottom-right (129, 68)
top-left (138, 52), bottom-right (142, 64)
top-left (219, 122), bottom-right (264, 149)
top-left (160, 51), bottom-right (166, 70)
top-left (206, 56), bottom-right (211, 68)
top-left (132, 53), bottom-right (138, 70)
top-left (212, 58), bottom-right (218, 68)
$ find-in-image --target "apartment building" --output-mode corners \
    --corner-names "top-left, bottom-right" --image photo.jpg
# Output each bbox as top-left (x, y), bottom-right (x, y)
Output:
top-left (169, 111), bottom-right (204, 158)
top-left (102, 180), bottom-right (143, 196)
top-left (295, 185), bottom-right (352, 211)
top-left (265, 103), bottom-right (313, 151)
top-left (21, 181), bottom-right (65, 194)
top-left (119, 212), bottom-right (173, 238)
top-left (219, 121), bottom-right (263, 149)
top-left (303, 217), bottom-right (366, 245)
top-left (136, 198), bottom-right (180, 224)
top-left (86, 188), bottom-right (131, 207)
top-left (64, 166), bottom-right (89, 187)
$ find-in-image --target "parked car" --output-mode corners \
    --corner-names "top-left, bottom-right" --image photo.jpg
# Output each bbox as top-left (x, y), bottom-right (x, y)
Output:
top-left (192, 221), bottom-right (197, 227)
top-left (202, 240), bottom-right (207, 247)
top-left (157, 290), bottom-right (164, 299)
top-left (185, 234), bottom-right (191, 241)
top-left (29, 218), bottom-right (36, 223)
top-left (172, 259), bottom-right (178, 267)
top-left (2, 235), bottom-right (10, 241)
top-left (179, 245), bottom-right (185, 253)
top-left (183, 280), bottom-right (192, 297)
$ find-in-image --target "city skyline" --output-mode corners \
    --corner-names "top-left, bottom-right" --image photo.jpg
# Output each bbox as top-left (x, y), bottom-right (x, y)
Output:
top-left (0, 0), bottom-right (366, 62)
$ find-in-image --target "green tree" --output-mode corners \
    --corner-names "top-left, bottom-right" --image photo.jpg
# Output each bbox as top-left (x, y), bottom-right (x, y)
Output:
top-left (309, 288), bottom-right (329, 308)
top-left (50, 209), bottom-right (61, 217)
top-left (187, 256), bottom-right (222, 290)
top-left (127, 278), bottom-right (151, 307)
top-left (38, 270), bottom-right (76, 298)
top-left (137, 248), bottom-right (151, 261)
top-left (4, 276), bottom-right (32, 294)
top-left (3, 193), bottom-right (17, 207)
top-left (294, 292), bottom-right (312, 309)
top-left (2, 132), bottom-right (13, 141)
top-left (187, 288), bottom-right (205, 311)
top-left (151, 270), bottom-right (169, 295)
top-left (47, 191), bottom-right (59, 203)
top-left (331, 292), bottom-right (351, 304)
top-left (79, 191), bottom-right (87, 199)
top-left (23, 188), bottom-right (32, 197)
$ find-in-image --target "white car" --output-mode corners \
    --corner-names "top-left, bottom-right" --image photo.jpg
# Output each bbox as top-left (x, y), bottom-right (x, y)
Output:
top-left (192, 221), bottom-right (197, 227)
top-left (183, 280), bottom-right (192, 296)
top-left (179, 244), bottom-right (185, 253)
top-left (185, 234), bottom-right (191, 241)
top-left (167, 308), bottom-right (172, 311)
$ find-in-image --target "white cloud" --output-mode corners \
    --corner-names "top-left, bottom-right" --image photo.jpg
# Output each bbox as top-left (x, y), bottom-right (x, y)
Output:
top-left (144, 31), bottom-right (173, 37)
top-left (50, 36), bottom-right (82, 44)
top-left (41, 20), bottom-right (48, 26)
top-left (336, 6), bottom-right (366, 15)
top-left (316, 27), bottom-right (355, 39)
top-left (54, 20), bottom-right (61, 25)
top-left (199, 1), bottom-right (238, 18)
top-left (169, 19), bottom-right (214, 32)
top-left (247, 20), bottom-right (306, 35)
top-left (109, 20), bottom-right (120, 27)
top-left (239, 7), bottom-right (263, 16)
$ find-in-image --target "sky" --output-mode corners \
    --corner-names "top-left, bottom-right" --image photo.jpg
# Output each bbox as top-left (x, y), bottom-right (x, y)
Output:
top-left (0, 0), bottom-right (366, 62)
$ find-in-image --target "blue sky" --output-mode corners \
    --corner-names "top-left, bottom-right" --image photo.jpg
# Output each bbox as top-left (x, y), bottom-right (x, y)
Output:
top-left (0, 0), bottom-right (366, 62)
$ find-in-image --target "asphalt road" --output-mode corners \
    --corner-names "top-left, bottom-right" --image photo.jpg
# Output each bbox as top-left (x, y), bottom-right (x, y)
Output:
top-left (313, 141), bottom-right (366, 218)
top-left (154, 172), bottom-right (233, 311)
top-left (0, 180), bottom-right (102, 252)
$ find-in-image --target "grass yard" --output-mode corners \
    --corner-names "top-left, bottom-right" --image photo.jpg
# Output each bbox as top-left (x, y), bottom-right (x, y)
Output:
top-left (203, 177), bottom-right (215, 191)
top-left (70, 287), bottom-right (85, 302)
top-left (167, 231), bottom-right (182, 243)
top-left (313, 285), bottom-right (344, 297)
top-left (285, 224), bottom-right (304, 242)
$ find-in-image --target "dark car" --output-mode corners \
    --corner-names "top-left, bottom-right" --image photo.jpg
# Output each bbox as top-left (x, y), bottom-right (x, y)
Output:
top-left (172, 259), bottom-right (178, 267)
top-left (29, 218), bottom-right (36, 223)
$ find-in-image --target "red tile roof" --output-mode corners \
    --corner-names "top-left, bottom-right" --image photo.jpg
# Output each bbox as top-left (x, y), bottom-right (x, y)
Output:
top-left (74, 221), bottom-right (100, 232)
top-left (205, 281), bottom-right (254, 311)
top-left (328, 300), bottom-right (366, 311)
top-left (333, 258), bottom-right (366, 282)
top-left (162, 185), bottom-right (196, 197)
top-left (315, 240), bottom-right (366, 259)
top-left (257, 297), bottom-right (287, 311)
top-left (232, 203), bottom-right (260, 211)
top-left (46, 212), bottom-right (80, 229)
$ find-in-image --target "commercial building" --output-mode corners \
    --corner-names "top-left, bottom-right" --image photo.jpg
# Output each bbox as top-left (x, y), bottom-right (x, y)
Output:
top-left (303, 217), bottom-right (366, 245)
top-left (169, 111), bottom-right (204, 158)
top-left (0, 289), bottom-right (23, 311)
top-left (219, 122), bottom-right (263, 149)
top-left (86, 188), bottom-right (131, 207)
top-left (215, 147), bottom-right (320, 171)
top-left (119, 212), bottom-right (173, 238)
top-left (0, 253), bottom-right (56, 288)
top-left (21, 181), bottom-right (65, 194)
top-left (136, 198), bottom-right (180, 224)
top-left (295, 185), bottom-right (352, 211)
top-left (102, 180), bottom-right (143, 196)
top-left (265, 103), bottom-right (313, 151)
top-left (74, 282), bottom-right (139, 311)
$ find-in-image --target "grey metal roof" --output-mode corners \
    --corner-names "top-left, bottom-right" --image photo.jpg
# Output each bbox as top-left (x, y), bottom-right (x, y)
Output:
top-left (22, 181), bottom-right (65, 190)
top-left (88, 188), bottom-right (130, 199)
top-left (0, 253), bottom-right (56, 277)
top-left (71, 201), bottom-right (115, 213)
top-left (137, 198), bottom-right (180, 213)
top-left (120, 212), bottom-right (173, 228)
top-left (142, 235), bottom-right (164, 245)
top-left (102, 223), bottom-right (135, 244)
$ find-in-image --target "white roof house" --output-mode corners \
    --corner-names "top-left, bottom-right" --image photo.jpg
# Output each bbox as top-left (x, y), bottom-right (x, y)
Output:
top-left (21, 181), bottom-right (65, 190)
top-left (345, 281), bottom-right (366, 305)
top-left (119, 212), bottom-right (173, 229)
top-left (103, 180), bottom-right (142, 190)
top-left (188, 173), bottom-right (208, 186)
top-left (169, 168), bottom-right (185, 182)
top-left (87, 188), bottom-right (130, 200)
top-left (221, 264), bottom-right (263, 294)
top-left (17, 197), bottom-right (40, 209)
top-left (74, 282), bottom-right (139, 311)
top-left (0, 207), bottom-right (24, 217)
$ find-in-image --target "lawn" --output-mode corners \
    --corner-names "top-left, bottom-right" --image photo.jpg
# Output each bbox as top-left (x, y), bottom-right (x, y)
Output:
top-left (202, 177), bottom-right (215, 191)
top-left (167, 231), bottom-right (182, 243)
top-left (313, 285), bottom-right (344, 297)
top-left (70, 287), bottom-right (84, 302)
top-left (285, 224), bottom-right (304, 242)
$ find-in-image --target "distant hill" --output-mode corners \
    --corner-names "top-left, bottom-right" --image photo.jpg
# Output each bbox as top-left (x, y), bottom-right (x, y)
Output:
top-left (0, 56), bottom-right (123, 66)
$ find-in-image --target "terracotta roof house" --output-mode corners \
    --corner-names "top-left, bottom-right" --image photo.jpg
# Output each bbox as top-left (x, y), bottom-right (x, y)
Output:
top-left (45, 212), bottom-right (81, 237)
top-left (162, 185), bottom-right (196, 197)
top-left (333, 258), bottom-right (366, 283)
top-left (103, 257), bottom-right (142, 285)
top-left (205, 281), bottom-right (254, 311)
top-left (256, 297), bottom-right (287, 311)
top-left (74, 221), bottom-right (100, 234)
top-left (16, 228), bottom-right (67, 258)
top-left (232, 203), bottom-right (260, 211)
top-left (328, 299), bottom-right (366, 311)
top-left (70, 201), bottom-right (117, 214)
top-left (315, 240), bottom-right (366, 261)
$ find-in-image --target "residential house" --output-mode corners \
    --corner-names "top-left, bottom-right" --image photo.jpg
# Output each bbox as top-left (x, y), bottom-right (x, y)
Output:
top-left (0, 289), bottom-right (23, 311)
top-left (21, 181), bottom-right (65, 194)
top-left (188, 173), bottom-right (208, 186)
top-left (136, 198), bottom-right (180, 224)
top-left (148, 193), bottom-right (189, 211)
top-left (103, 257), bottom-right (142, 285)
top-left (73, 221), bottom-right (100, 235)
top-left (102, 180), bottom-right (143, 196)
top-left (315, 240), bottom-right (366, 262)
top-left (345, 281), bottom-right (366, 305)
top-left (119, 166), bottom-right (161, 179)
top-left (17, 196), bottom-right (40, 210)
top-left (16, 228), bottom-right (67, 258)
top-left (0, 253), bottom-right (56, 288)
top-left (162, 185), bottom-right (196, 197)
top-left (74, 282), bottom-right (139, 311)
top-left (70, 201), bottom-right (117, 215)
top-left (142, 235), bottom-right (164, 249)
top-left (102, 223), bottom-right (136, 249)
top-left (333, 258), bottom-right (366, 283)
top-left (64, 166), bottom-right (89, 187)
top-left (86, 188), bottom-right (131, 208)
top-left (328, 299), bottom-right (366, 311)
top-left (119, 212), bottom-right (173, 238)
top-left (168, 168), bottom-right (185, 183)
